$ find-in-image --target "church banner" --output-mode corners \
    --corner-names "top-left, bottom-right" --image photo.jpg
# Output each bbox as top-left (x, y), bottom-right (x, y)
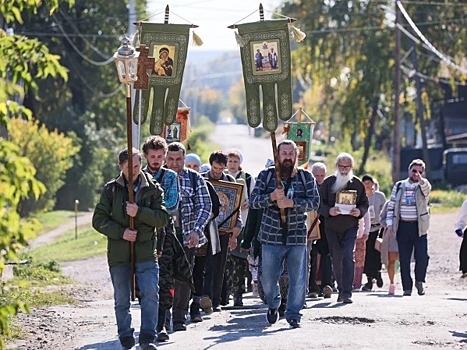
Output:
top-left (236, 19), bottom-right (292, 132)
top-left (133, 22), bottom-right (191, 135)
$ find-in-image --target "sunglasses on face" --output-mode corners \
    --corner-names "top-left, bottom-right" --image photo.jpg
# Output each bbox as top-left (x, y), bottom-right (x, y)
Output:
top-left (411, 169), bottom-right (423, 174)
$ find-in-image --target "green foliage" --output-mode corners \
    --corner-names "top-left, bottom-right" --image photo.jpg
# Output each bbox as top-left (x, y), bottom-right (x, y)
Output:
top-left (8, 118), bottom-right (80, 216)
top-left (185, 116), bottom-right (220, 162)
top-left (0, 140), bottom-right (45, 347)
top-left (0, 1), bottom-right (74, 24)
top-left (430, 190), bottom-right (465, 209)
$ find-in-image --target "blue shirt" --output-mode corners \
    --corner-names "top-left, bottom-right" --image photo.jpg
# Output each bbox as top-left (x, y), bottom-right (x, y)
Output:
top-left (249, 167), bottom-right (320, 246)
top-left (144, 166), bottom-right (179, 213)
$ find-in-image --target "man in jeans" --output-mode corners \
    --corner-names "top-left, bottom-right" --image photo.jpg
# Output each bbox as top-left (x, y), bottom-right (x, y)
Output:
top-left (92, 148), bottom-right (169, 350)
top-left (249, 140), bottom-right (320, 328)
top-left (386, 158), bottom-right (431, 296)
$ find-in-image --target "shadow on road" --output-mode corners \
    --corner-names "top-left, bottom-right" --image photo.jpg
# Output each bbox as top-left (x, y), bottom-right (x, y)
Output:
top-left (79, 339), bottom-right (121, 350)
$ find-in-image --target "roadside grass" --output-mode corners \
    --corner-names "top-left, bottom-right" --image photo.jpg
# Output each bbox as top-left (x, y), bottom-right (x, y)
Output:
top-left (32, 210), bottom-right (88, 235)
top-left (429, 190), bottom-right (465, 214)
top-left (27, 227), bottom-right (107, 263)
top-left (0, 262), bottom-right (76, 343)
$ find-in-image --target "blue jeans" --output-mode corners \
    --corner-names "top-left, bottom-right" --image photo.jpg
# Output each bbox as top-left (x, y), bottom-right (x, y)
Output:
top-left (397, 221), bottom-right (429, 291)
top-left (110, 261), bottom-right (159, 342)
top-left (261, 244), bottom-right (307, 322)
top-left (326, 227), bottom-right (357, 299)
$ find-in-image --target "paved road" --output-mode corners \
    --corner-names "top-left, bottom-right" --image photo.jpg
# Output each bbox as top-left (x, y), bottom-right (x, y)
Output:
top-left (209, 124), bottom-right (280, 177)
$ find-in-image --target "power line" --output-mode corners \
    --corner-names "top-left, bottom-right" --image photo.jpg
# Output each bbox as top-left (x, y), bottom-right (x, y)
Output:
top-left (397, 1), bottom-right (467, 74)
top-left (52, 13), bottom-right (114, 66)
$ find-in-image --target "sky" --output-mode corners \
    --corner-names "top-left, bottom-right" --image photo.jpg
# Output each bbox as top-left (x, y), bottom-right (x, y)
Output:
top-left (146, 0), bottom-right (284, 51)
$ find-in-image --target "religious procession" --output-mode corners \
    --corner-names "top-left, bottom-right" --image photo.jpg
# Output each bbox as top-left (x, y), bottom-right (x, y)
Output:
top-left (2, 1), bottom-right (467, 350)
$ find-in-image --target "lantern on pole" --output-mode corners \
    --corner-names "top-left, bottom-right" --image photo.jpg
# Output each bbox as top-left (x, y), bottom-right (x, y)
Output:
top-left (113, 35), bottom-right (139, 301)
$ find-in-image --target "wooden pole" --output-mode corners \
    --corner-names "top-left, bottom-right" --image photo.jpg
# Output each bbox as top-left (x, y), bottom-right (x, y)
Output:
top-left (126, 84), bottom-right (136, 302)
top-left (271, 132), bottom-right (287, 223)
top-left (392, 0), bottom-right (401, 182)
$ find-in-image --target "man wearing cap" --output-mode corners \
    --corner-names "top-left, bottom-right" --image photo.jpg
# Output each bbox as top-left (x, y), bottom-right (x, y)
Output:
top-left (92, 148), bottom-right (169, 350)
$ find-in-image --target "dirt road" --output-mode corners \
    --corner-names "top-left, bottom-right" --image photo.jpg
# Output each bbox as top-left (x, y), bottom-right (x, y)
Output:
top-left (7, 125), bottom-right (467, 349)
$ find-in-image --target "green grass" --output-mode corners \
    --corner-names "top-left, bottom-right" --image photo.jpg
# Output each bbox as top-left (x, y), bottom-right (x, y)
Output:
top-left (28, 227), bottom-right (107, 263)
top-left (33, 210), bottom-right (87, 235)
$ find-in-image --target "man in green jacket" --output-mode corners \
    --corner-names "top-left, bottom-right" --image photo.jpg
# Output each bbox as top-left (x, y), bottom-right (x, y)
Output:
top-left (93, 148), bottom-right (169, 350)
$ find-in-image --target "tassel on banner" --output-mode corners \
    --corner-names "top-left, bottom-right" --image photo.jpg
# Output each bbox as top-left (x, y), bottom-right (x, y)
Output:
top-left (192, 31), bottom-right (204, 46)
top-left (289, 24), bottom-right (306, 42)
top-left (234, 31), bottom-right (247, 47)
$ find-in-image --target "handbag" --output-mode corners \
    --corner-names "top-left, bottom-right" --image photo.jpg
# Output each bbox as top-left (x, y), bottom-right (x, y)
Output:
top-left (374, 237), bottom-right (383, 252)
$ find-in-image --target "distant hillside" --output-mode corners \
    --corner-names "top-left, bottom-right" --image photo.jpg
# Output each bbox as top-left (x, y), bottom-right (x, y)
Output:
top-left (182, 50), bottom-right (243, 95)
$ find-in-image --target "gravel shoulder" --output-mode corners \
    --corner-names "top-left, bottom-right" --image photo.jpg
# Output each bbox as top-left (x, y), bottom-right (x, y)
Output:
top-left (7, 210), bottom-right (467, 350)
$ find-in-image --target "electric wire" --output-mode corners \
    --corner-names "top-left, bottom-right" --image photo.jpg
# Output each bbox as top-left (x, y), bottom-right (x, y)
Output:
top-left (397, 1), bottom-right (467, 74)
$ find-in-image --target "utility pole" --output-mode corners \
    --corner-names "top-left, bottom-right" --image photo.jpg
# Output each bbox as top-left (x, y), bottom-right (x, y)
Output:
top-left (392, 0), bottom-right (402, 182)
top-left (410, 37), bottom-right (432, 180)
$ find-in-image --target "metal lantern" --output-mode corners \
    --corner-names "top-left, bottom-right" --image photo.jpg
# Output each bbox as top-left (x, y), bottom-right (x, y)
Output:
top-left (113, 35), bottom-right (140, 85)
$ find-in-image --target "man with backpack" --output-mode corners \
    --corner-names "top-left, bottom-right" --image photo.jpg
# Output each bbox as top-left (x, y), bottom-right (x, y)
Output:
top-left (92, 148), bottom-right (169, 350)
top-left (142, 136), bottom-right (192, 342)
top-left (250, 140), bottom-right (320, 328)
top-left (165, 142), bottom-right (212, 332)
top-left (386, 159), bottom-right (431, 296)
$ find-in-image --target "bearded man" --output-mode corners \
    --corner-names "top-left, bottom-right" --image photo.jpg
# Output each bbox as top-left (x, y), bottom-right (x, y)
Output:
top-left (319, 152), bottom-right (369, 304)
top-left (249, 140), bottom-right (320, 328)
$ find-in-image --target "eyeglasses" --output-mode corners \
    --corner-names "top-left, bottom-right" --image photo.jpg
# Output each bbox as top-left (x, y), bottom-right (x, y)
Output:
top-left (337, 165), bottom-right (351, 170)
top-left (411, 169), bottom-right (423, 174)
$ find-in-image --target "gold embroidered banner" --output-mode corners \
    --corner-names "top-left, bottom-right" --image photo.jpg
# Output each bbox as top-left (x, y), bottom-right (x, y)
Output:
top-left (133, 22), bottom-right (191, 135)
top-left (236, 19), bottom-right (292, 132)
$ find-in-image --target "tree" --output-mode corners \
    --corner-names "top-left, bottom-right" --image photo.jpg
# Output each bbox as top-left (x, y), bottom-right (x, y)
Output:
top-left (278, 0), bottom-right (466, 175)
top-left (1, 1), bottom-right (73, 346)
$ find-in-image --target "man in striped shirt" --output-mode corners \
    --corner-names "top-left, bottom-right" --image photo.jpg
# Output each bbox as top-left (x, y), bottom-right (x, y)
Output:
top-left (250, 140), bottom-right (320, 328)
top-left (386, 159), bottom-right (431, 296)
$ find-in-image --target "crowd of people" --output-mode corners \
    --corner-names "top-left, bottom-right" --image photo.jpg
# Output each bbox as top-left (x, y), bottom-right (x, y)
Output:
top-left (92, 137), bottom-right (464, 349)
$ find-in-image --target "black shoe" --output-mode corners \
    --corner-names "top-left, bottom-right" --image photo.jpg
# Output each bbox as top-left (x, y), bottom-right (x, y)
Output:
top-left (415, 281), bottom-right (425, 296)
top-left (337, 293), bottom-right (343, 302)
top-left (278, 298), bottom-right (286, 317)
top-left (288, 319), bottom-right (300, 328)
top-left (343, 297), bottom-right (353, 304)
top-left (173, 323), bottom-right (187, 332)
top-left (233, 295), bottom-right (243, 307)
top-left (156, 330), bottom-right (169, 342)
top-left (376, 273), bottom-right (384, 288)
top-left (190, 303), bottom-right (203, 322)
top-left (403, 290), bottom-right (412, 296)
top-left (266, 308), bottom-right (278, 324)
top-left (362, 281), bottom-right (373, 292)
top-left (307, 292), bottom-right (318, 298)
top-left (140, 343), bottom-right (157, 350)
top-left (120, 336), bottom-right (135, 349)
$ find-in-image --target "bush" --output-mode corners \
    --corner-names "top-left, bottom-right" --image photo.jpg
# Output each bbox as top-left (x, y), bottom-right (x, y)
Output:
top-left (8, 118), bottom-right (80, 216)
